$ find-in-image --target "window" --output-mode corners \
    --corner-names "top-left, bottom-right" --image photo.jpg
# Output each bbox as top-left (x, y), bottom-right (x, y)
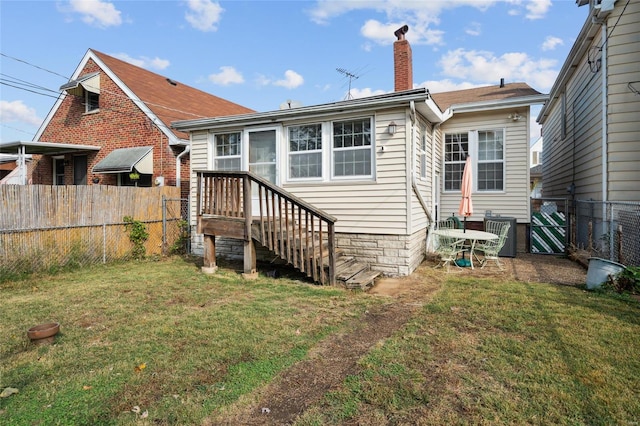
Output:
top-left (213, 132), bottom-right (241, 170)
top-left (121, 172), bottom-right (152, 187)
top-left (54, 157), bottom-right (65, 185)
top-left (443, 133), bottom-right (468, 191)
top-left (85, 90), bottom-right (99, 113)
top-left (332, 118), bottom-right (372, 178)
top-left (289, 124), bottom-right (322, 179)
top-left (477, 130), bottom-right (504, 191)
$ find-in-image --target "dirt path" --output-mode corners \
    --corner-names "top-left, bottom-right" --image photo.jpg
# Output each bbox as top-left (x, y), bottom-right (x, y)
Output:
top-left (204, 255), bottom-right (587, 425)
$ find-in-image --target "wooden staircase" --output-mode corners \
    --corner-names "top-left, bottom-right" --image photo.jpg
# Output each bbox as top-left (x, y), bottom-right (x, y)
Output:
top-left (251, 219), bottom-right (380, 289)
top-left (195, 170), bottom-right (380, 288)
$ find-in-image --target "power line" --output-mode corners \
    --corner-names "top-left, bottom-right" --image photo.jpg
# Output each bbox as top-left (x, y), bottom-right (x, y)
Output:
top-left (2, 51), bottom-right (217, 125)
top-left (1, 123), bottom-right (37, 137)
top-left (0, 52), bottom-right (70, 80)
top-left (0, 81), bottom-right (61, 100)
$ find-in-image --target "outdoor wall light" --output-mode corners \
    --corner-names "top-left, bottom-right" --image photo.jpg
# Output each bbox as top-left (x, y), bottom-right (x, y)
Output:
top-left (509, 113), bottom-right (523, 121)
top-left (387, 121), bottom-right (397, 135)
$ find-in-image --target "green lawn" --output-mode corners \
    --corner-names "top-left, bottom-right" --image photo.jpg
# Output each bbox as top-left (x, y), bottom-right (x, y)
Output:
top-left (1, 257), bottom-right (639, 425)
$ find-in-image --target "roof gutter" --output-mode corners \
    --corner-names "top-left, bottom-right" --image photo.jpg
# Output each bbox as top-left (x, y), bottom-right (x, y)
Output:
top-left (172, 88), bottom-right (438, 132)
top-left (538, 1), bottom-right (617, 123)
top-left (449, 94), bottom-right (549, 115)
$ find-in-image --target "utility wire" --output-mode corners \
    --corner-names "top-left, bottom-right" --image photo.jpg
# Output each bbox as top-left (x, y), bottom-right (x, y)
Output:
top-left (600, 0), bottom-right (630, 49)
top-left (1, 52), bottom-right (70, 80)
top-left (2, 51), bottom-right (218, 121)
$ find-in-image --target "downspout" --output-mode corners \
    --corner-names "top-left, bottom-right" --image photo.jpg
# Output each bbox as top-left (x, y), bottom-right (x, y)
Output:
top-left (407, 101), bottom-right (435, 252)
top-left (408, 100), bottom-right (416, 234)
top-left (176, 144), bottom-right (190, 189)
top-left (20, 145), bottom-right (26, 185)
top-left (425, 123), bottom-right (440, 252)
top-left (600, 23), bottom-right (608, 223)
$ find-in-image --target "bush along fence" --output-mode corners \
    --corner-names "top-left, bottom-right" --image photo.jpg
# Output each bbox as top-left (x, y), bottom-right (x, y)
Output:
top-left (574, 200), bottom-right (640, 268)
top-left (0, 185), bottom-right (189, 282)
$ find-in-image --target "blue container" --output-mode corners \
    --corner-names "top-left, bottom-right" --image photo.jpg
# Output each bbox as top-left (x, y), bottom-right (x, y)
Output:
top-left (586, 257), bottom-right (625, 289)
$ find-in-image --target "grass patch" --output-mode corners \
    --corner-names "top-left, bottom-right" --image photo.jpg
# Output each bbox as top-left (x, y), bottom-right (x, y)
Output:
top-left (0, 257), bottom-right (380, 425)
top-left (3, 258), bottom-right (640, 425)
top-left (306, 276), bottom-right (640, 425)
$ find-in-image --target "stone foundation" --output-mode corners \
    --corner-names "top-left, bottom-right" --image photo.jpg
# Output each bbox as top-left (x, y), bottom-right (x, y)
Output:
top-left (191, 228), bottom-right (429, 277)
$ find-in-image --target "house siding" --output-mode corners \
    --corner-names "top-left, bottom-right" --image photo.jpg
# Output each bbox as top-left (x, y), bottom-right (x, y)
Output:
top-left (606, 0), bottom-right (640, 201)
top-left (409, 118), bottom-right (434, 235)
top-left (440, 110), bottom-right (531, 223)
top-left (541, 0), bottom-right (640, 203)
top-left (282, 109), bottom-right (410, 236)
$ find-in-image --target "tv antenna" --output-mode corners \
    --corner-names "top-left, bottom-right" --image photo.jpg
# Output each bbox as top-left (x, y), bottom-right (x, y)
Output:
top-left (336, 67), bottom-right (360, 100)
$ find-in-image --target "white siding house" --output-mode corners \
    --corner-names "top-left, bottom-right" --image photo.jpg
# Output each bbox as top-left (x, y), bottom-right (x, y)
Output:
top-left (537, 0), bottom-right (640, 202)
top-left (175, 31), bottom-right (546, 277)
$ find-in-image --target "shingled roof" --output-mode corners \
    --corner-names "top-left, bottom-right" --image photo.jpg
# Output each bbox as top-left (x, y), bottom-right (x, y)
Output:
top-left (430, 82), bottom-right (542, 112)
top-left (92, 49), bottom-right (254, 140)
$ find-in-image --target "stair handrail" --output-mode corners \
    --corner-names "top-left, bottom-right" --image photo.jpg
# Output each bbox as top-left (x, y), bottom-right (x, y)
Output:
top-left (195, 170), bottom-right (337, 285)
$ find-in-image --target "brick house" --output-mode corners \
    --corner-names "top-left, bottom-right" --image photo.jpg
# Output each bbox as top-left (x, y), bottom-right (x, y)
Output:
top-left (28, 48), bottom-right (253, 196)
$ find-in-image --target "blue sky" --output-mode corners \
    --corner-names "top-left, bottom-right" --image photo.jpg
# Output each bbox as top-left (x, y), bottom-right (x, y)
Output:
top-left (0, 0), bottom-right (589, 143)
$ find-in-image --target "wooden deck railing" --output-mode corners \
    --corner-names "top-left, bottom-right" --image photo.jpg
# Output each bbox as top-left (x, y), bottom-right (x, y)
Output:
top-left (195, 170), bottom-right (337, 285)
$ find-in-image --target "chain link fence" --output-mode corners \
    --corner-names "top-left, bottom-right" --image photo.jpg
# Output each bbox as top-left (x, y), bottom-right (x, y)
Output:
top-left (0, 196), bottom-right (190, 282)
top-left (162, 197), bottom-right (191, 255)
top-left (575, 200), bottom-right (640, 267)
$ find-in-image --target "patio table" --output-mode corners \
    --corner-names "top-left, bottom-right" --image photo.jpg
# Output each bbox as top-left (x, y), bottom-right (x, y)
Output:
top-left (432, 228), bottom-right (498, 269)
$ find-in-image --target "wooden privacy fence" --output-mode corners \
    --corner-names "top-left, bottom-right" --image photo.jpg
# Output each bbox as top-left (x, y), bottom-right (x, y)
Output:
top-left (0, 185), bottom-right (183, 280)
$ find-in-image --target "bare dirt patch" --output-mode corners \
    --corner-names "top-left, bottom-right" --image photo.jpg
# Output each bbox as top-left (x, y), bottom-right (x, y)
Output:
top-left (205, 254), bottom-right (586, 425)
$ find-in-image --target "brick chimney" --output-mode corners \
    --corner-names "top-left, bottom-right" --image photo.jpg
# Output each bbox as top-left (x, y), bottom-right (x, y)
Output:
top-left (393, 25), bottom-right (412, 92)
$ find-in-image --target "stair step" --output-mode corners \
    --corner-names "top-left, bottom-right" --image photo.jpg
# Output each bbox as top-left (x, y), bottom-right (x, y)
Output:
top-left (345, 269), bottom-right (381, 290)
top-left (336, 261), bottom-right (368, 281)
top-left (333, 255), bottom-right (354, 269)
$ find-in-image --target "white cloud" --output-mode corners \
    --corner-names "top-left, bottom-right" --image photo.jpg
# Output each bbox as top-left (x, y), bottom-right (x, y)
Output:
top-left (360, 19), bottom-right (445, 46)
top-left (185, 0), bottom-right (223, 32)
top-left (309, 0), bottom-right (497, 25)
top-left (415, 79), bottom-right (482, 93)
top-left (274, 70), bottom-right (304, 89)
top-left (465, 22), bottom-right (481, 36)
top-left (111, 53), bottom-right (170, 70)
top-left (68, 0), bottom-right (122, 28)
top-left (437, 48), bottom-right (558, 91)
top-left (310, 1), bottom-right (496, 45)
top-left (541, 36), bottom-right (563, 51)
top-left (348, 87), bottom-right (388, 99)
top-left (0, 100), bottom-right (42, 127)
top-left (256, 71), bottom-right (304, 89)
top-left (525, 0), bottom-right (552, 20)
top-left (208, 66), bottom-right (244, 85)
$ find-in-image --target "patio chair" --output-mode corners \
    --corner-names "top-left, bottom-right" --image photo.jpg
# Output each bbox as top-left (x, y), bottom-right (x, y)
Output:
top-left (475, 220), bottom-right (511, 270)
top-left (433, 228), bottom-right (466, 272)
top-left (437, 218), bottom-right (457, 230)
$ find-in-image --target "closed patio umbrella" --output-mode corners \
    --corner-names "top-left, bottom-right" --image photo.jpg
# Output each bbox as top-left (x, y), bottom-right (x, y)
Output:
top-left (458, 155), bottom-right (473, 232)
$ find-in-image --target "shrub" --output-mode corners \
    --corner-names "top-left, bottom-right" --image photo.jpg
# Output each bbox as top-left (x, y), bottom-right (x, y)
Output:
top-left (611, 266), bottom-right (640, 294)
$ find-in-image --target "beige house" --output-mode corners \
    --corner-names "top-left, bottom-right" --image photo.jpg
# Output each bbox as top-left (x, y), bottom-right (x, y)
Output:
top-left (174, 29), bottom-right (547, 281)
top-left (537, 0), bottom-right (640, 202)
